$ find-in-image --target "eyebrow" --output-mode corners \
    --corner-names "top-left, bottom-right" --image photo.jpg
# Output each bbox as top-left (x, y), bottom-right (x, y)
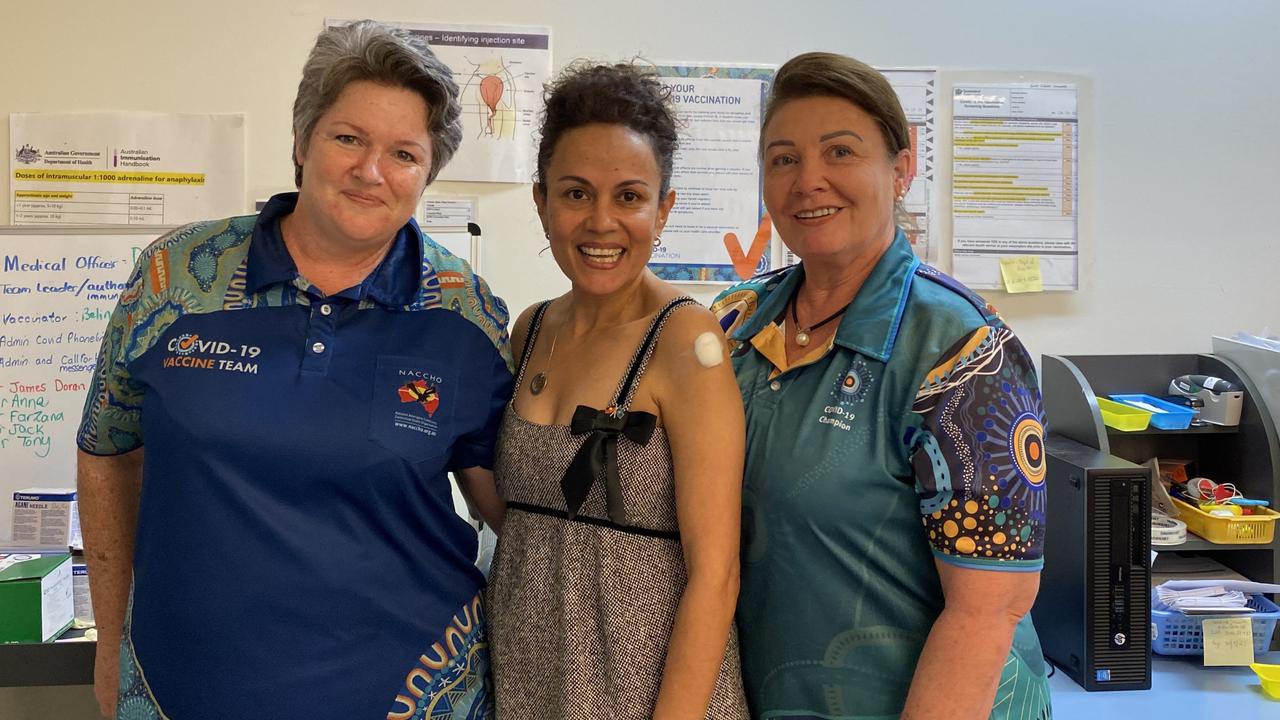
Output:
top-left (555, 175), bottom-right (651, 187)
top-left (820, 129), bottom-right (865, 143)
top-left (765, 129), bottom-right (865, 151)
top-left (329, 120), bottom-right (428, 154)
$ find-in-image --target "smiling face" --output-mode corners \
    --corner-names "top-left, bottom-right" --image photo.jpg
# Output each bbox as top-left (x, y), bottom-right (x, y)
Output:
top-left (534, 123), bottom-right (675, 297)
top-left (762, 96), bottom-right (910, 266)
top-left (293, 80), bottom-right (433, 249)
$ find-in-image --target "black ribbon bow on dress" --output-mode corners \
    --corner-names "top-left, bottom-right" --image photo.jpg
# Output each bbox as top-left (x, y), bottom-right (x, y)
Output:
top-left (561, 405), bottom-right (657, 525)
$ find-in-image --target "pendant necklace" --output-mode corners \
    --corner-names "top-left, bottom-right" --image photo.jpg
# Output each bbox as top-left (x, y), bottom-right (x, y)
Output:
top-left (529, 321), bottom-right (560, 395)
top-left (790, 294), bottom-right (846, 347)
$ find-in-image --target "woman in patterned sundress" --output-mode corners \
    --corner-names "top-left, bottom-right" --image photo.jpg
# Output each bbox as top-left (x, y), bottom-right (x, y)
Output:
top-left (481, 62), bottom-right (749, 719)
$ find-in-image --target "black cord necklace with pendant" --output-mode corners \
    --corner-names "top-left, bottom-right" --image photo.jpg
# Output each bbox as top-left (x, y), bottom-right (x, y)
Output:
top-left (790, 294), bottom-right (846, 347)
top-left (529, 322), bottom-right (560, 395)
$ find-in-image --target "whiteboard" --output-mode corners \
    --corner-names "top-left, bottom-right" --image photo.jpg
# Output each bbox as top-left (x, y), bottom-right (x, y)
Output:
top-left (0, 226), bottom-right (169, 543)
top-left (420, 223), bottom-right (481, 273)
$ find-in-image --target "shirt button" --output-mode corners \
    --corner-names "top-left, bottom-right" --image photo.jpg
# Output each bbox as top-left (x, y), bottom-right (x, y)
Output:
top-left (769, 380), bottom-right (782, 391)
top-left (319, 304), bottom-right (332, 316)
top-left (311, 342), bottom-right (326, 354)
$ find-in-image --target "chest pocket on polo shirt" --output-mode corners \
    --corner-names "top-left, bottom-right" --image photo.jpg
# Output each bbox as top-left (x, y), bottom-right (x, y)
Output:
top-left (369, 354), bottom-right (460, 465)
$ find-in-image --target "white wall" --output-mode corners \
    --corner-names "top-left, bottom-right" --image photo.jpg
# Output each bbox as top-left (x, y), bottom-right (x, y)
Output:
top-left (3, 1), bottom-right (1278, 362)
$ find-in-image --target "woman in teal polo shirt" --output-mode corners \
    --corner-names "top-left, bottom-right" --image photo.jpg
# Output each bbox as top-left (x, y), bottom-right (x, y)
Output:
top-left (712, 53), bottom-right (1051, 719)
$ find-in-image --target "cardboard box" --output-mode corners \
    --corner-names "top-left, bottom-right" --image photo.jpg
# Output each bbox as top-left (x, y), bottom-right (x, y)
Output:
top-left (0, 553), bottom-right (74, 643)
top-left (11, 488), bottom-right (81, 549)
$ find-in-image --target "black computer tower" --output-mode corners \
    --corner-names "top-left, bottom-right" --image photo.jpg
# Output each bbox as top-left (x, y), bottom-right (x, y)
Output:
top-left (1032, 434), bottom-right (1152, 691)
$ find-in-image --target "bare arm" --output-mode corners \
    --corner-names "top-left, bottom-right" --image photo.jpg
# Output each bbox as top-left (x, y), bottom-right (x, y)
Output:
top-left (652, 310), bottom-right (745, 720)
top-left (77, 448), bottom-right (144, 718)
top-left (508, 302), bottom-right (541, 374)
top-left (900, 562), bottom-right (1040, 720)
top-left (453, 466), bottom-right (505, 531)
top-left (447, 303), bottom-right (542, 534)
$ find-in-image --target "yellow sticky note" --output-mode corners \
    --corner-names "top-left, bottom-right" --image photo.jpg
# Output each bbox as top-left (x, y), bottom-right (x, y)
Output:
top-left (1202, 616), bottom-right (1255, 666)
top-left (999, 256), bottom-right (1044, 293)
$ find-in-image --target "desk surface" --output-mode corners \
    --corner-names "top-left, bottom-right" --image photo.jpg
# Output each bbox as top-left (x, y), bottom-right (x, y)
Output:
top-left (6, 641), bottom-right (1280, 711)
top-left (1049, 652), bottom-right (1279, 717)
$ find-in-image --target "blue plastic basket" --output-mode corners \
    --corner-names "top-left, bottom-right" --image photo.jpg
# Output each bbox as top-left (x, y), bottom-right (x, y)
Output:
top-left (1151, 591), bottom-right (1280, 655)
top-left (1110, 393), bottom-right (1196, 430)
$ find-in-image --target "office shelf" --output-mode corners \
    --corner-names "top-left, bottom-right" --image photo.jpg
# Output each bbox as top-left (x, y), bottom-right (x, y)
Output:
top-left (0, 638), bottom-right (95, 687)
top-left (1154, 536), bottom-right (1278, 553)
top-left (1043, 353), bottom-right (1280, 595)
top-left (1106, 424), bottom-right (1239, 437)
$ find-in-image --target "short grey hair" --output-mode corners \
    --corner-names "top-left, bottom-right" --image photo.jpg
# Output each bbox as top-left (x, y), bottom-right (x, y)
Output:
top-left (291, 20), bottom-right (463, 186)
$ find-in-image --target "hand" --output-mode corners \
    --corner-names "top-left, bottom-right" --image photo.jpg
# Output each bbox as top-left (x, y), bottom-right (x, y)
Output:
top-left (93, 636), bottom-right (120, 718)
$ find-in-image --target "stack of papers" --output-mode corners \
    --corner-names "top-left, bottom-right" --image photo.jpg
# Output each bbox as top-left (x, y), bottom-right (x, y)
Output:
top-left (1155, 580), bottom-right (1280, 615)
top-left (1156, 585), bottom-right (1252, 614)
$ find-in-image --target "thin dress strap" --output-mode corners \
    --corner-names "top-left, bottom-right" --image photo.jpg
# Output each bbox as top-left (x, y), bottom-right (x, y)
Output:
top-left (511, 300), bottom-right (553, 395)
top-left (608, 296), bottom-right (699, 413)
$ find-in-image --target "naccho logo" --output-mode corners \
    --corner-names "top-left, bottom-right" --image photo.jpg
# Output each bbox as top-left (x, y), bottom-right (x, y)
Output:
top-left (398, 379), bottom-right (441, 417)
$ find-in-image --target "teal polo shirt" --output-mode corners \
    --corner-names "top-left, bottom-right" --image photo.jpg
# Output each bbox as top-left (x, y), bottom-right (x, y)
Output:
top-left (712, 230), bottom-right (1051, 720)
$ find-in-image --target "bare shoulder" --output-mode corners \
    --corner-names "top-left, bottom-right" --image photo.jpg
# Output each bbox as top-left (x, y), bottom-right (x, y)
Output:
top-left (651, 301), bottom-right (733, 382)
top-left (647, 300), bottom-right (742, 437)
top-left (658, 301), bottom-right (723, 350)
top-left (642, 277), bottom-right (724, 366)
top-left (510, 301), bottom-right (549, 364)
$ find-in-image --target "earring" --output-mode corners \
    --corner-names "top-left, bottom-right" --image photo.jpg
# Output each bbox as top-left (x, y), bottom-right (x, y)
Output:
top-left (544, 230), bottom-right (550, 239)
top-left (653, 235), bottom-right (662, 247)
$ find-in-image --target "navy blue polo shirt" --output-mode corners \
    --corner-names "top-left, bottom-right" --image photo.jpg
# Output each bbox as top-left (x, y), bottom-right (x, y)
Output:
top-left (78, 193), bottom-right (513, 719)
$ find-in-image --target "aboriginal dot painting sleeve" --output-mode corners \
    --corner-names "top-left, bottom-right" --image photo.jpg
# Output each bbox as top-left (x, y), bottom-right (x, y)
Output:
top-left (908, 324), bottom-right (1046, 571)
top-left (76, 224), bottom-right (200, 456)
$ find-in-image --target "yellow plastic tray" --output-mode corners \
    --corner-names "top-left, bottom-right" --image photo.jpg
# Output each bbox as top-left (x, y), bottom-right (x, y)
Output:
top-left (1252, 663), bottom-right (1280, 700)
top-left (1096, 397), bottom-right (1152, 432)
top-left (1171, 497), bottom-right (1278, 544)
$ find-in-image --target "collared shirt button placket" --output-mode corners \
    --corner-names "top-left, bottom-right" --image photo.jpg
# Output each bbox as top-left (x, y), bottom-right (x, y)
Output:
top-left (302, 295), bottom-right (339, 375)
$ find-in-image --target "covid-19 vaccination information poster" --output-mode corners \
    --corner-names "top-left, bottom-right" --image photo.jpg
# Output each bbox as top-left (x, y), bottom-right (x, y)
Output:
top-left (650, 64), bottom-right (774, 284)
top-left (10, 112), bottom-right (246, 226)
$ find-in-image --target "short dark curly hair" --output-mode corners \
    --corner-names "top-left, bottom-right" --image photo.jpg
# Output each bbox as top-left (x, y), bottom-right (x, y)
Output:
top-left (535, 61), bottom-right (679, 196)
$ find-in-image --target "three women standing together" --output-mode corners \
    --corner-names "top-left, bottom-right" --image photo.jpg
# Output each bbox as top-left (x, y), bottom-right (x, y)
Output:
top-left (78, 20), bottom-right (1050, 720)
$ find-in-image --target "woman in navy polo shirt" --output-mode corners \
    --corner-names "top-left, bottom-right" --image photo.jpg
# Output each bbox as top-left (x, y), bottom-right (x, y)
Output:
top-left (712, 53), bottom-right (1052, 719)
top-left (76, 21), bottom-right (511, 719)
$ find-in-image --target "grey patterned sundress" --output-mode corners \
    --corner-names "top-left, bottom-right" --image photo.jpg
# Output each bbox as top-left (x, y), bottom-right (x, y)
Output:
top-left (487, 297), bottom-right (748, 719)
